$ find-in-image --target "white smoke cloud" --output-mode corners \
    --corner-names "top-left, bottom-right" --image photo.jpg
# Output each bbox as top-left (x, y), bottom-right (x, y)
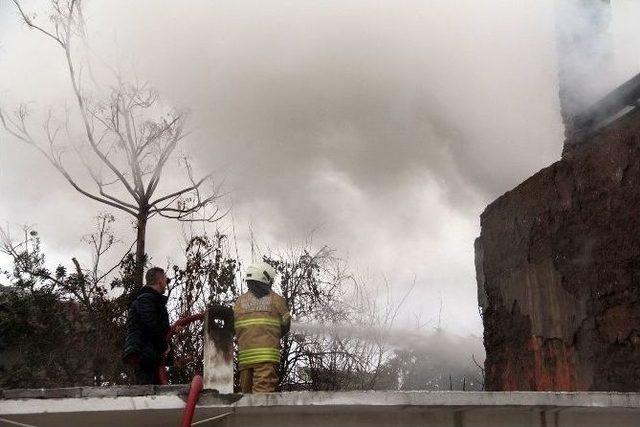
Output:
top-left (291, 320), bottom-right (484, 368)
top-left (1, 0), bottom-right (639, 342)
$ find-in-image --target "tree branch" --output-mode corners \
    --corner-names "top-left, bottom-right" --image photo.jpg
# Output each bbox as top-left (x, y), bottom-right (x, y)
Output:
top-left (60, 19), bottom-right (141, 204)
top-left (144, 125), bottom-right (185, 198)
top-left (149, 174), bottom-right (211, 207)
top-left (12, 0), bottom-right (65, 47)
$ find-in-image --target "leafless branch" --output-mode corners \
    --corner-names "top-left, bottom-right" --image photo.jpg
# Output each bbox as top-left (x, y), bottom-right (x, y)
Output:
top-left (12, 0), bottom-right (65, 47)
top-left (149, 174), bottom-right (211, 207)
top-left (6, 0), bottom-right (226, 285)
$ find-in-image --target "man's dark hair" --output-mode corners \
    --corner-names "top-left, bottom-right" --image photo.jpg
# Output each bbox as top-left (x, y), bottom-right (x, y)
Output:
top-left (145, 267), bottom-right (165, 286)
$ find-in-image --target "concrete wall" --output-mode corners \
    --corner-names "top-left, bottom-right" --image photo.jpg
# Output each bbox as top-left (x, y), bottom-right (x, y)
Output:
top-left (476, 107), bottom-right (640, 391)
top-left (2, 389), bottom-right (640, 427)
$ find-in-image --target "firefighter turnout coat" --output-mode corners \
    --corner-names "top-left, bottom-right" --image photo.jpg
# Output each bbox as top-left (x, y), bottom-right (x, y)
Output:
top-left (233, 290), bottom-right (291, 368)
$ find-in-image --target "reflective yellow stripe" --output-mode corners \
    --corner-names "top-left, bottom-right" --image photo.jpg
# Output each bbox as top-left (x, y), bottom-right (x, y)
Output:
top-left (238, 347), bottom-right (281, 365)
top-left (238, 352), bottom-right (280, 359)
top-left (234, 317), bottom-right (281, 328)
top-left (238, 347), bottom-right (280, 356)
top-left (235, 318), bottom-right (281, 326)
top-left (239, 355), bottom-right (280, 364)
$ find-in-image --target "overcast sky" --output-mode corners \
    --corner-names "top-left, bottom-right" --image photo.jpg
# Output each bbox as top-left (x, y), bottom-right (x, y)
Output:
top-left (1, 0), bottom-right (639, 336)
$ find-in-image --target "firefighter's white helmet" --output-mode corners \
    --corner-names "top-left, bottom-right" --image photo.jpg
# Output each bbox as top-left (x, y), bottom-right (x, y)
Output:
top-left (245, 261), bottom-right (277, 285)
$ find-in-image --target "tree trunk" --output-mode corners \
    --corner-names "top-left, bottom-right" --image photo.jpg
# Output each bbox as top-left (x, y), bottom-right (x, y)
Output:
top-left (134, 213), bottom-right (148, 286)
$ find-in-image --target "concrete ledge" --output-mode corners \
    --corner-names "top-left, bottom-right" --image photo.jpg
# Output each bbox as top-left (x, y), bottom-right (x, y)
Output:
top-left (82, 385), bottom-right (155, 398)
top-left (2, 390), bottom-right (640, 427)
top-left (154, 384), bottom-right (190, 395)
top-left (223, 391), bottom-right (640, 409)
top-left (3, 387), bottom-right (83, 399)
top-left (2, 385), bottom-right (159, 400)
top-left (3, 389), bottom-right (640, 410)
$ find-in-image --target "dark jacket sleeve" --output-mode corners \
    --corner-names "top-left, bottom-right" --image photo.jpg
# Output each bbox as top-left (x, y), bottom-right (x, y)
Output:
top-left (123, 304), bottom-right (141, 362)
top-left (136, 293), bottom-right (167, 353)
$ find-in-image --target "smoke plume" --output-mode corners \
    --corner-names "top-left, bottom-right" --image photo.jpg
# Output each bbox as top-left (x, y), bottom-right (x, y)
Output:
top-left (1, 0), bottom-right (639, 339)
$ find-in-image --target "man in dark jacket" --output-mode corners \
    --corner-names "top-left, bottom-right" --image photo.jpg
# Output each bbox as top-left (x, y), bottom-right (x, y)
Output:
top-left (123, 267), bottom-right (171, 385)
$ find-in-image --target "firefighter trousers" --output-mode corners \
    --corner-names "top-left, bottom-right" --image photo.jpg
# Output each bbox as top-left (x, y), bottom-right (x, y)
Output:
top-left (239, 363), bottom-right (278, 393)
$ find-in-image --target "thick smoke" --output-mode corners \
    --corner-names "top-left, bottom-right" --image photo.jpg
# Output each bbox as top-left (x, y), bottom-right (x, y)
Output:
top-left (291, 321), bottom-right (484, 368)
top-left (556, 0), bottom-right (613, 123)
top-left (556, 0), bottom-right (640, 126)
top-left (82, 0), bottom-right (564, 334)
top-left (1, 0), bottom-right (639, 339)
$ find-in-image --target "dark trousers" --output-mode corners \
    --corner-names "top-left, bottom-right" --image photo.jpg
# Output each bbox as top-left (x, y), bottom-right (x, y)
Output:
top-left (134, 362), bottom-right (160, 385)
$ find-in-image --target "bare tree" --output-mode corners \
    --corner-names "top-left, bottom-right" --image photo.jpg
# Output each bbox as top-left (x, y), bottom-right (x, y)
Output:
top-left (269, 245), bottom-right (352, 389)
top-left (261, 244), bottom-right (399, 390)
top-left (1, 0), bottom-right (225, 284)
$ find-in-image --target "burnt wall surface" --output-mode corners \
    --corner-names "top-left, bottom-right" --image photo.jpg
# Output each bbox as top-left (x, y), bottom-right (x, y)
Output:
top-left (476, 108), bottom-right (640, 391)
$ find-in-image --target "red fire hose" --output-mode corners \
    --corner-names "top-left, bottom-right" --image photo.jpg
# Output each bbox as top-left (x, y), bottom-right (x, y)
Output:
top-left (181, 374), bottom-right (204, 427)
top-left (157, 312), bottom-right (205, 385)
top-left (155, 313), bottom-right (206, 426)
top-left (170, 313), bottom-right (206, 336)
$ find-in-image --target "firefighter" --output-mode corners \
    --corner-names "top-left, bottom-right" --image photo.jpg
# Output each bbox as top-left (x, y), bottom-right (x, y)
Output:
top-left (233, 261), bottom-right (291, 393)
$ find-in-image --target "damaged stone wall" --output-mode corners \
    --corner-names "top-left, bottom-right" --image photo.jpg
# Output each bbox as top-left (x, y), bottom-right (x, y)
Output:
top-left (476, 107), bottom-right (640, 391)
